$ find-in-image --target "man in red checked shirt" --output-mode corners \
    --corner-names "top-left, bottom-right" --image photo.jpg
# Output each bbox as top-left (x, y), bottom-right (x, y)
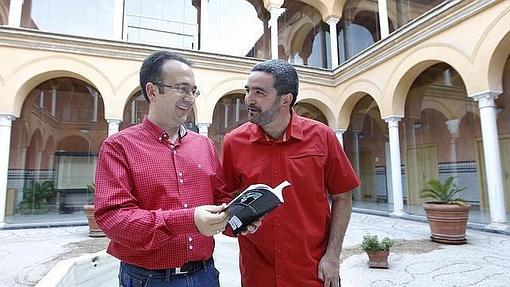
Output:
top-left (222, 59), bottom-right (360, 287)
top-left (94, 51), bottom-right (230, 287)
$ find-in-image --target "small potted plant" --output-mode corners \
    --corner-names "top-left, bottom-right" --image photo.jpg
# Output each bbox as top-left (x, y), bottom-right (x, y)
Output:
top-left (83, 183), bottom-right (105, 238)
top-left (420, 176), bottom-right (469, 244)
top-left (361, 234), bottom-right (393, 268)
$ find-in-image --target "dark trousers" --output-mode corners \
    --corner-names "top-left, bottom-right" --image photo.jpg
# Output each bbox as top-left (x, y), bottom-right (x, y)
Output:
top-left (119, 259), bottom-right (220, 287)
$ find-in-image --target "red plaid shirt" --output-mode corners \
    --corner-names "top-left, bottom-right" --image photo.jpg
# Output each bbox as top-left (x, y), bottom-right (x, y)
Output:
top-left (94, 117), bottom-right (229, 269)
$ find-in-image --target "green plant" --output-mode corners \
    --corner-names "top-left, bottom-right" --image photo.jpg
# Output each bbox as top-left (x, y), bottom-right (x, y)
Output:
top-left (87, 182), bottom-right (95, 194)
top-left (361, 235), bottom-right (393, 253)
top-left (420, 176), bottom-right (467, 206)
top-left (85, 182), bottom-right (95, 205)
top-left (18, 180), bottom-right (55, 213)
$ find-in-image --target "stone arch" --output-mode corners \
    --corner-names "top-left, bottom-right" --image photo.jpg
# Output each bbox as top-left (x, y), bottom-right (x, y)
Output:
top-left (4, 55), bottom-right (114, 117)
top-left (385, 45), bottom-right (471, 117)
top-left (298, 87), bottom-right (336, 127)
top-left (116, 69), bottom-right (141, 121)
top-left (201, 77), bottom-right (247, 123)
top-left (473, 11), bottom-right (510, 94)
top-left (337, 79), bottom-right (383, 129)
top-left (296, 0), bottom-right (330, 20)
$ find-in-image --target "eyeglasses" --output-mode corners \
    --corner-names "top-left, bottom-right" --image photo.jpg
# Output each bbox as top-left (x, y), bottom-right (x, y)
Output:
top-left (154, 83), bottom-right (200, 98)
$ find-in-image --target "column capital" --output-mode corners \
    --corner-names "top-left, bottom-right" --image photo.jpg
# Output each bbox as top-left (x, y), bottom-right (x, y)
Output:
top-left (445, 118), bottom-right (460, 134)
top-left (0, 113), bottom-right (17, 126)
top-left (469, 90), bottom-right (503, 102)
top-left (268, 7), bottom-right (285, 27)
top-left (383, 115), bottom-right (404, 126)
top-left (197, 123), bottom-right (210, 136)
top-left (333, 128), bottom-right (346, 134)
top-left (106, 118), bottom-right (122, 124)
top-left (265, 0), bottom-right (283, 11)
top-left (325, 17), bottom-right (340, 26)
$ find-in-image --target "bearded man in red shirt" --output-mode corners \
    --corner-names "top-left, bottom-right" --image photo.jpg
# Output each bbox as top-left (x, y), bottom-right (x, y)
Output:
top-left (222, 59), bottom-right (360, 287)
top-left (94, 51), bottom-right (230, 287)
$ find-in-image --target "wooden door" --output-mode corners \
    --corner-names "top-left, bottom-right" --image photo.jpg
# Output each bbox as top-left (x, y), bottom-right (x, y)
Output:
top-left (360, 151), bottom-right (376, 201)
top-left (406, 145), bottom-right (439, 205)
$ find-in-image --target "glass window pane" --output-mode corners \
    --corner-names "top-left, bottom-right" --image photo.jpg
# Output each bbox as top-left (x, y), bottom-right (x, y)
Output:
top-left (208, 0), bottom-right (266, 58)
top-left (20, 0), bottom-right (115, 39)
top-left (125, 0), bottom-right (198, 49)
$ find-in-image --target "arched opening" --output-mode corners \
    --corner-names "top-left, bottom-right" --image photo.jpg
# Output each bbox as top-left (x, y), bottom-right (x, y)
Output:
top-left (344, 95), bottom-right (388, 206)
top-left (401, 63), bottom-right (486, 220)
top-left (7, 77), bottom-right (107, 218)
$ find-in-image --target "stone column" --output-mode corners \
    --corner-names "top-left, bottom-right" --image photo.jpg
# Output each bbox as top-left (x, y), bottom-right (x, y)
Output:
top-left (384, 115), bottom-right (405, 216)
top-left (112, 0), bottom-right (125, 40)
top-left (343, 19), bottom-right (352, 60)
top-left (334, 128), bottom-right (345, 147)
top-left (8, 0), bottom-right (23, 27)
top-left (0, 114), bottom-right (16, 224)
top-left (222, 99), bottom-right (231, 129)
top-left (235, 98), bottom-right (241, 123)
top-left (471, 91), bottom-right (507, 229)
top-left (107, 119), bottom-right (121, 137)
top-left (352, 130), bottom-right (361, 201)
top-left (377, 0), bottom-right (390, 38)
top-left (445, 119), bottom-right (460, 180)
top-left (197, 123), bottom-right (210, 137)
top-left (268, 5), bottom-right (285, 60)
top-left (200, 0), bottom-right (209, 51)
top-left (326, 17), bottom-right (339, 68)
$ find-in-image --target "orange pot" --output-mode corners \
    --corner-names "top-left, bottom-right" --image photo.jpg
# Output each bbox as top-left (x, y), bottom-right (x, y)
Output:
top-left (366, 250), bottom-right (389, 268)
top-left (83, 204), bottom-right (106, 238)
top-left (423, 202), bottom-right (470, 244)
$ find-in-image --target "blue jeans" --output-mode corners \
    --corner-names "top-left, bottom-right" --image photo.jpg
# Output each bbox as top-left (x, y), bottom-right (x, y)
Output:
top-left (119, 259), bottom-right (220, 287)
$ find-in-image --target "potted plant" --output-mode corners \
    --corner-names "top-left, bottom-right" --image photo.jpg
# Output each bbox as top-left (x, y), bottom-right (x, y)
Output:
top-left (83, 183), bottom-right (105, 238)
top-left (420, 176), bottom-right (470, 244)
top-left (18, 180), bottom-right (55, 214)
top-left (361, 234), bottom-right (393, 268)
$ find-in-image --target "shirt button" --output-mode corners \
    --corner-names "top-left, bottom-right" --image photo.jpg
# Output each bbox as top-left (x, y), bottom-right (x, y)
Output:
top-left (173, 150), bottom-right (177, 155)
top-left (277, 249), bottom-right (282, 254)
top-left (179, 179), bottom-right (184, 184)
top-left (189, 245), bottom-right (193, 250)
top-left (183, 203), bottom-right (188, 208)
top-left (178, 172), bottom-right (183, 177)
top-left (188, 237), bottom-right (192, 242)
top-left (277, 274), bottom-right (282, 279)
top-left (273, 170), bottom-right (278, 174)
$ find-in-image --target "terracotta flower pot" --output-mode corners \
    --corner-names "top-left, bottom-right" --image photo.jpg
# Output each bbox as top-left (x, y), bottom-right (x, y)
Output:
top-left (423, 202), bottom-right (470, 244)
top-left (366, 250), bottom-right (389, 268)
top-left (83, 204), bottom-right (105, 238)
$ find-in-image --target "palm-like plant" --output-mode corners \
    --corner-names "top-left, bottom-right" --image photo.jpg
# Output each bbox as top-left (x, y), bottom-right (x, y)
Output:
top-left (420, 176), bottom-right (467, 206)
top-left (18, 180), bottom-right (55, 212)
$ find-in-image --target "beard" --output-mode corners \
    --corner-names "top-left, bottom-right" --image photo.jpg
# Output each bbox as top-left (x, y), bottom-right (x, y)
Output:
top-left (247, 98), bottom-right (281, 126)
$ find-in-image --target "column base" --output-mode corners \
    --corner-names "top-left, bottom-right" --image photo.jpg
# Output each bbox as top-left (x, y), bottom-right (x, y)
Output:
top-left (485, 222), bottom-right (510, 232)
top-left (390, 211), bottom-right (406, 217)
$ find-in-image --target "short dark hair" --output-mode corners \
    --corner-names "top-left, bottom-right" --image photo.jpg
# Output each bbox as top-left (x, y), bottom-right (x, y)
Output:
top-left (251, 59), bottom-right (299, 106)
top-left (139, 51), bottom-right (192, 102)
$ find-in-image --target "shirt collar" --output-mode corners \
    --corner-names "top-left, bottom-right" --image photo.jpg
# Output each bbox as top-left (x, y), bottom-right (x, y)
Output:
top-left (249, 110), bottom-right (304, 143)
top-left (142, 116), bottom-right (188, 144)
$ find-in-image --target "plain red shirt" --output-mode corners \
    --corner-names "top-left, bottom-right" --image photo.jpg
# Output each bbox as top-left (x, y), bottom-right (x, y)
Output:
top-left (94, 117), bottom-right (229, 269)
top-left (222, 111), bottom-right (360, 287)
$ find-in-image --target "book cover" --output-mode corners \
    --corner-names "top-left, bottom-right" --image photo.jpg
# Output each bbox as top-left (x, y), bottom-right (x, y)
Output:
top-left (226, 180), bottom-right (291, 235)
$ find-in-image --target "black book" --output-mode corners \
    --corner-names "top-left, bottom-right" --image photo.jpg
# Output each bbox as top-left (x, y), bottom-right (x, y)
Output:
top-left (226, 180), bottom-right (290, 235)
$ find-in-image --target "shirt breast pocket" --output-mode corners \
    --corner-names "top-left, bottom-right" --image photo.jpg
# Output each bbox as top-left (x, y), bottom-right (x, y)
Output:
top-left (287, 153), bottom-right (326, 178)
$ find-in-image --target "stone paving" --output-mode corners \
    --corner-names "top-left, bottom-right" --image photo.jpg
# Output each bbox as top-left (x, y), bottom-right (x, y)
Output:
top-left (1, 213), bottom-right (509, 286)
